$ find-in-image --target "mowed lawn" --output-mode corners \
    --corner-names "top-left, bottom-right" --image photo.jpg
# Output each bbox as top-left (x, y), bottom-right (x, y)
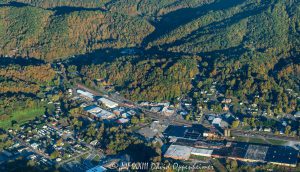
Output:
top-left (0, 107), bottom-right (45, 130)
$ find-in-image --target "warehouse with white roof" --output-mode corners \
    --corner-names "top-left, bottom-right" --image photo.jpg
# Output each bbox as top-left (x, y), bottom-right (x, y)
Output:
top-left (191, 148), bottom-right (213, 157)
top-left (77, 89), bottom-right (94, 100)
top-left (98, 98), bottom-right (118, 108)
top-left (164, 145), bottom-right (192, 160)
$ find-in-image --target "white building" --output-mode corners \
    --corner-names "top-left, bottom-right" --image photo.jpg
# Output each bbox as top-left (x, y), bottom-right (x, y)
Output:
top-left (164, 145), bottom-right (192, 160)
top-left (191, 148), bottom-right (213, 157)
top-left (77, 89), bottom-right (94, 100)
top-left (294, 111), bottom-right (300, 118)
top-left (95, 108), bottom-right (116, 119)
top-left (212, 118), bottom-right (222, 127)
top-left (98, 98), bottom-right (118, 108)
top-left (117, 118), bottom-right (129, 124)
top-left (84, 105), bottom-right (116, 119)
top-left (85, 106), bottom-right (103, 114)
top-left (31, 143), bottom-right (39, 149)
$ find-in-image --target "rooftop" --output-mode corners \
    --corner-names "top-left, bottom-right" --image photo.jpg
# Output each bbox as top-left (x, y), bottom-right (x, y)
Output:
top-left (84, 105), bottom-right (115, 119)
top-left (191, 148), bottom-right (213, 156)
top-left (77, 89), bottom-right (94, 99)
top-left (163, 125), bottom-right (208, 141)
top-left (98, 98), bottom-right (118, 108)
top-left (294, 111), bottom-right (300, 117)
top-left (244, 145), bottom-right (268, 161)
top-left (84, 105), bottom-right (102, 113)
top-left (265, 146), bottom-right (298, 165)
top-left (212, 118), bottom-right (222, 126)
top-left (164, 145), bottom-right (192, 160)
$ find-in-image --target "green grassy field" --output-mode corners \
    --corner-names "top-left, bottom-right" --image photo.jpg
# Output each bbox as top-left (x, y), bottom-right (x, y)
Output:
top-left (0, 107), bottom-right (45, 130)
top-left (232, 136), bottom-right (288, 146)
top-left (266, 139), bottom-right (288, 145)
top-left (189, 154), bottom-right (210, 161)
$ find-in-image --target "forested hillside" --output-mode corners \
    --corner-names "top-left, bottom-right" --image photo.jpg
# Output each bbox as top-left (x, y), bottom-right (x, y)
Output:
top-left (0, 0), bottom-right (299, 113)
top-left (1, 0), bottom-right (110, 8)
top-left (148, 0), bottom-right (299, 54)
top-left (0, 3), bottom-right (154, 60)
top-left (80, 55), bottom-right (200, 101)
top-left (0, 60), bottom-right (57, 94)
top-left (3, 0), bottom-right (214, 16)
top-left (0, 57), bottom-right (59, 129)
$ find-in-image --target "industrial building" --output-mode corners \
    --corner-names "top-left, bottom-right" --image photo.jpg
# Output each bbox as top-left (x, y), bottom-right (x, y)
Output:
top-left (212, 118), bottom-right (222, 127)
top-left (164, 145), bottom-right (192, 160)
top-left (265, 146), bottom-right (299, 167)
top-left (98, 98), bottom-right (118, 108)
top-left (163, 125), bottom-right (210, 141)
top-left (244, 145), bottom-right (268, 162)
top-left (217, 142), bottom-right (299, 167)
top-left (138, 121), bottom-right (167, 140)
top-left (191, 148), bottom-right (213, 157)
top-left (84, 105), bottom-right (116, 120)
top-left (77, 89), bottom-right (94, 100)
top-left (84, 105), bottom-right (103, 114)
top-left (163, 132), bottom-right (299, 168)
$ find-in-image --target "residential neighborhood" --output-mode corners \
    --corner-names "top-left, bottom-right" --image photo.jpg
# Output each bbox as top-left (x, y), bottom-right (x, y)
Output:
top-left (1, 83), bottom-right (300, 172)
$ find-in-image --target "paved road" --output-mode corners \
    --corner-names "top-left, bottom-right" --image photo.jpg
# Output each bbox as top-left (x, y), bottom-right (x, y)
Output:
top-left (58, 150), bottom-right (90, 166)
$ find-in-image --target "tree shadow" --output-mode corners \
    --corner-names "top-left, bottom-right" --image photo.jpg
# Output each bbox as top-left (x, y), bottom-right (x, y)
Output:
top-left (124, 143), bottom-right (159, 162)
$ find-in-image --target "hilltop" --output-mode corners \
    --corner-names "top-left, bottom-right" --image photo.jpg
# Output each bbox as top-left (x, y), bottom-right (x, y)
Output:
top-left (0, 0), bottom-right (299, 112)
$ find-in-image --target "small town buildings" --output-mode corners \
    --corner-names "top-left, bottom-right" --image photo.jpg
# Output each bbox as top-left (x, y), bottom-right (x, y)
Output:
top-left (98, 98), bottom-right (118, 108)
